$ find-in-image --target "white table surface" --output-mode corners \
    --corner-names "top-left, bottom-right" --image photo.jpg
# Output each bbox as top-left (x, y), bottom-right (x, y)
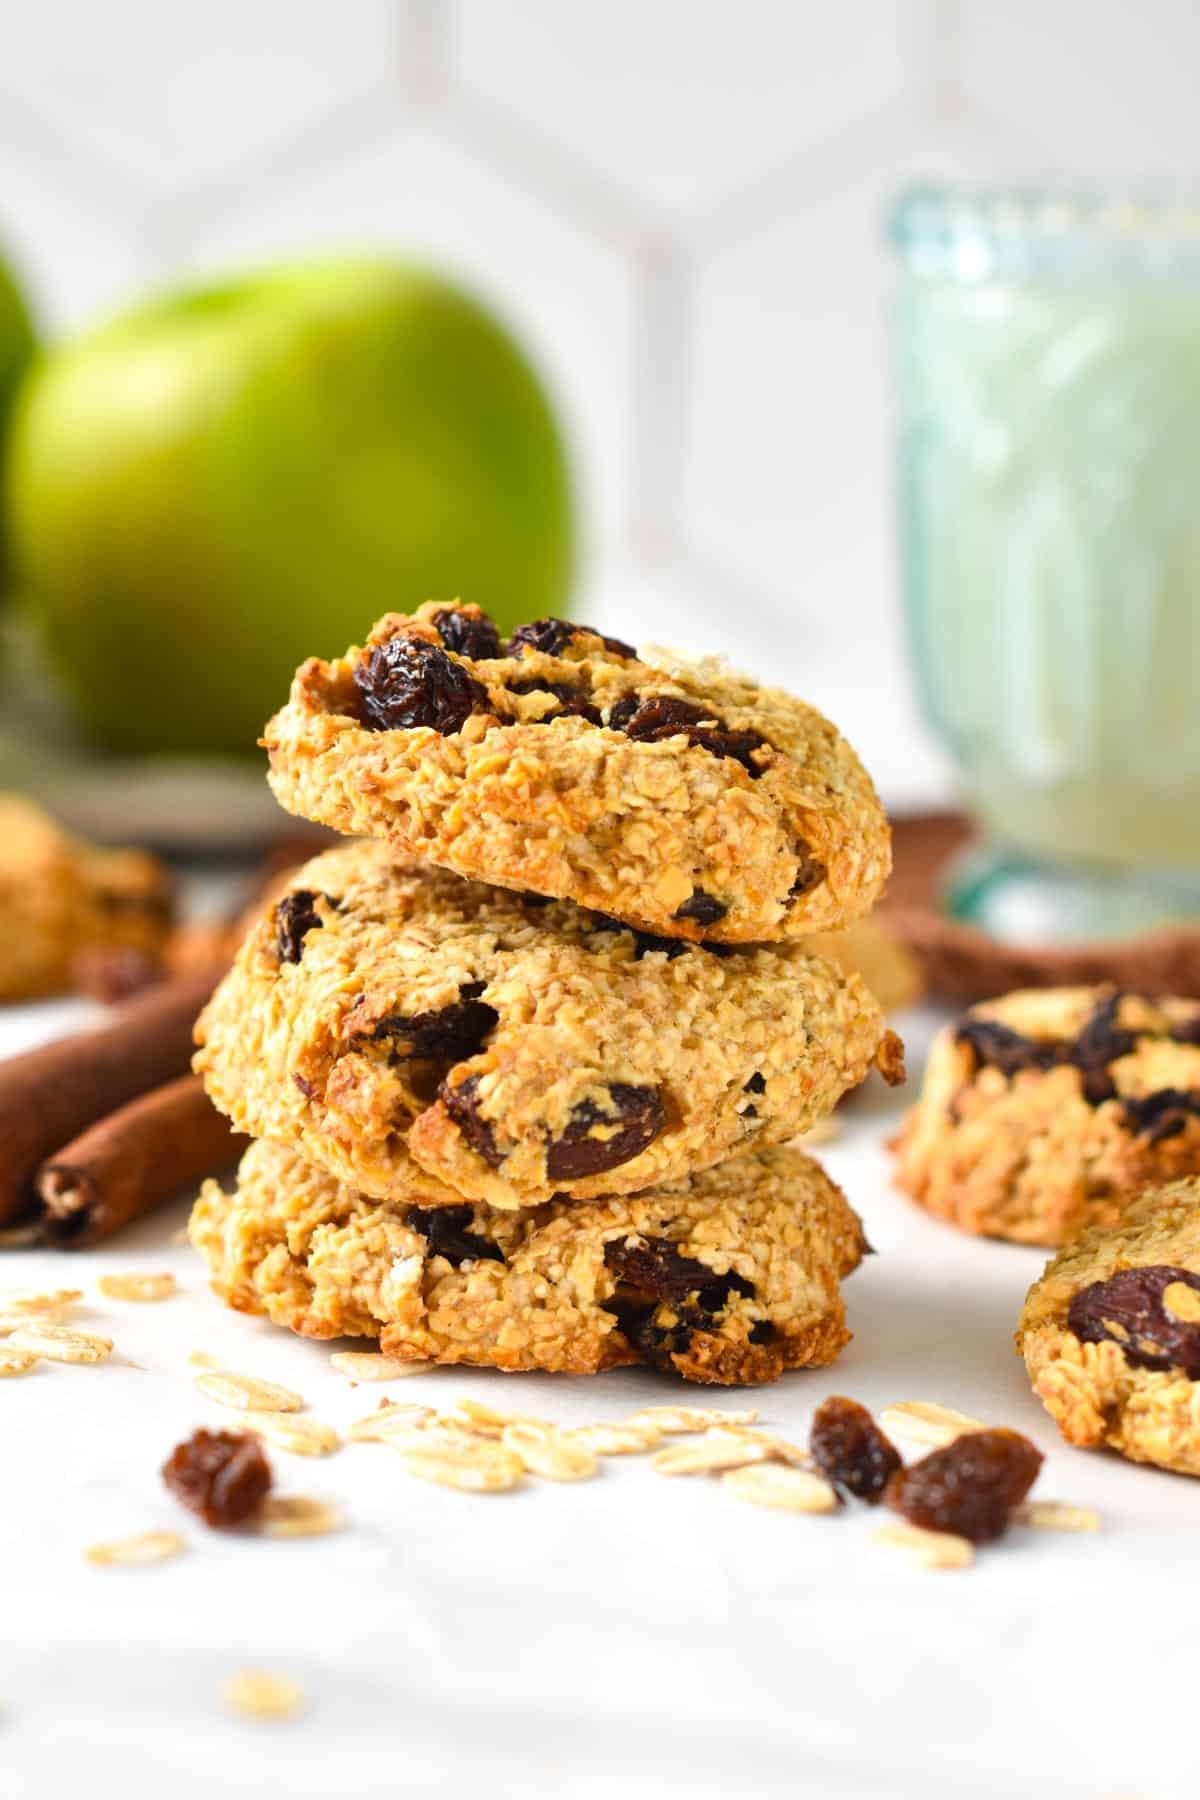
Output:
top-left (2, 998), bottom-right (1196, 1800)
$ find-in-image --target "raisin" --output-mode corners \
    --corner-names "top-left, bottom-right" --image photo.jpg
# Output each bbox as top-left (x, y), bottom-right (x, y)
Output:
top-left (408, 1204), bottom-right (504, 1265)
top-left (162, 1429), bottom-right (271, 1529)
top-left (884, 1428), bottom-right (1043, 1543)
top-left (587, 914), bottom-right (689, 959)
top-left (1066, 1264), bottom-right (1200, 1373)
top-left (432, 606), bottom-right (501, 661)
top-left (510, 677), bottom-right (603, 726)
top-left (1071, 992), bottom-right (1138, 1103)
top-left (1122, 1088), bottom-right (1200, 1143)
top-left (365, 986), bottom-right (498, 1063)
top-left (956, 1017), bottom-right (1058, 1079)
top-left (509, 616), bottom-right (635, 659)
top-left (601, 1238), bottom-right (754, 1369)
top-left (748, 1319), bottom-right (776, 1345)
top-left (810, 1396), bottom-right (901, 1504)
top-left (275, 890), bottom-right (326, 964)
top-left (673, 889), bottom-right (727, 926)
top-left (545, 1084), bottom-right (667, 1180)
top-left (744, 1072), bottom-right (766, 1094)
top-left (354, 635), bottom-right (489, 734)
top-left (787, 851), bottom-right (827, 901)
top-left (440, 1073), bottom-right (505, 1167)
top-left (603, 1236), bottom-right (754, 1311)
top-left (607, 692), bottom-right (769, 778)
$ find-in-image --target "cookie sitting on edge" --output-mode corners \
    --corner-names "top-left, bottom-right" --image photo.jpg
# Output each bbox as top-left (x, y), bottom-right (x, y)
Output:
top-left (893, 985), bottom-right (1200, 1247)
top-left (195, 841), bottom-right (901, 1213)
top-left (1018, 1178), bottom-right (1200, 1476)
top-left (190, 1138), bottom-right (869, 1387)
top-left (261, 602), bottom-right (891, 944)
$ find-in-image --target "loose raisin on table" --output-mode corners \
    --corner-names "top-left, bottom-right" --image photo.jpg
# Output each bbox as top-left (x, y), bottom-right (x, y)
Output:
top-left (1066, 1264), bottom-right (1200, 1373)
top-left (606, 692), bottom-right (769, 778)
top-left (545, 1084), bottom-right (667, 1180)
top-left (810, 1397), bottom-right (900, 1503)
top-left (508, 616), bottom-right (636, 660)
top-left (275, 890), bottom-right (326, 964)
top-left (673, 889), bottom-right (727, 926)
top-left (1122, 1088), bottom-right (1200, 1144)
top-left (884, 1428), bottom-right (1042, 1543)
top-left (432, 605), bottom-right (502, 661)
top-left (365, 985), bottom-right (498, 1063)
top-left (440, 1073), bottom-right (505, 1167)
top-left (408, 1204), bottom-right (504, 1265)
top-left (354, 635), bottom-right (489, 734)
top-left (162, 1429), bottom-right (271, 1529)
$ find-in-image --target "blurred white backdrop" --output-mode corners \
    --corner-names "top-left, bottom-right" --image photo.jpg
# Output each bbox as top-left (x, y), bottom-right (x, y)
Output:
top-left (2, 0), bottom-right (1195, 808)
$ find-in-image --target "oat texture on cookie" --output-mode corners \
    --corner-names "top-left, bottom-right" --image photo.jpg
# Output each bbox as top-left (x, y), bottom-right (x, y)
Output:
top-left (894, 986), bottom-right (1200, 1246)
top-left (1018, 1177), bottom-right (1200, 1476)
top-left (194, 840), bottom-right (891, 1211)
top-left (189, 1139), bottom-right (868, 1386)
top-left (260, 602), bottom-right (890, 944)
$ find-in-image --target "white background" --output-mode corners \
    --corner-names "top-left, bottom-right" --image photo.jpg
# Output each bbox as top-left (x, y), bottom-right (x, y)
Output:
top-left (5, 1), bottom-right (1200, 807)
top-left (2, 998), bottom-right (1198, 1800)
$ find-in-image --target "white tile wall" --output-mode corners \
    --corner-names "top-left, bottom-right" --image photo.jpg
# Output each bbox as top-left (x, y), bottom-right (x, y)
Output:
top-left (1, 0), bottom-right (1196, 804)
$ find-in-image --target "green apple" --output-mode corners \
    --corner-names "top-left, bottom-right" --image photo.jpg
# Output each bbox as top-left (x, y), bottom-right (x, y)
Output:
top-left (0, 251), bottom-right (36, 594)
top-left (5, 258), bottom-right (574, 755)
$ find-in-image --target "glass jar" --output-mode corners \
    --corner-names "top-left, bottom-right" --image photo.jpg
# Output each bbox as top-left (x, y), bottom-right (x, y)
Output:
top-left (890, 186), bottom-right (1200, 941)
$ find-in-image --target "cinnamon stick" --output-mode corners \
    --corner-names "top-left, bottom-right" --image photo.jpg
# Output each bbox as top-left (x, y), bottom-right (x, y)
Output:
top-left (0, 973), bottom-right (215, 1228)
top-left (35, 1074), bottom-right (246, 1249)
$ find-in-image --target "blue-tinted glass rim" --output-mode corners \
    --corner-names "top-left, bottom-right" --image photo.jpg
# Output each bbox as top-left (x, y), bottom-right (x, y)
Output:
top-left (889, 182), bottom-right (1200, 280)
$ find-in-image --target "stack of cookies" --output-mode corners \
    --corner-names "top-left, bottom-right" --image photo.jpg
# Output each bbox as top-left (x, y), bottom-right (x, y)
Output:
top-left (191, 604), bottom-right (902, 1387)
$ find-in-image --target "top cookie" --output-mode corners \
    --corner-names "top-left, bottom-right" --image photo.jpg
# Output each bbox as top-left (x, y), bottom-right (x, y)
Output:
top-left (262, 603), bottom-right (890, 943)
top-left (195, 840), bottom-right (898, 1211)
top-left (895, 985), bottom-right (1200, 1246)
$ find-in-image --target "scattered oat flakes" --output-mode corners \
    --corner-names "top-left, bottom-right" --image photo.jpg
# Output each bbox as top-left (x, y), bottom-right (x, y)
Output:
top-left (568, 1420), bottom-right (662, 1456)
top-left (195, 1370), bottom-right (304, 1413)
top-left (879, 1401), bottom-right (985, 1448)
top-left (98, 1272), bottom-right (177, 1303)
top-left (394, 1437), bottom-right (524, 1493)
top-left (719, 1426), bottom-right (812, 1469)
top-left (221, 1669), bottom-right (305, 1722)
top-left (348, 1402), bottom-right (435, 1442)
top-left (259, 1495), bottom-right (342, 1539)
top-left (0, 1288), bottom-right (82, 1316)
top-left (329, 1351), bottom-right (434, 1381)
top-left (188, 1350), bottom-right (223, 1370)
top-left (873, 1521), bottom-right (975, 1569)
top-left (443, 1397), bottom-right (527, 1435)
top-left (1015, 1499), bottom-right (1102, 1533)
top-left (85, 1529), bottom-right (186, 1567)
top-left (242, 1413), bottom-right (340, 1458)
top-left (652, 1428), bottom-right (772, 1477)
top-left (502, 1421), bottom-right (597, 1482)
top-left (0, 1347), bottom-right (39, 1376)
top-left (624, 1405), bottom-right (759, 1436)
top-left (7, 1323), bottom-right (112, 1364)
top-left (721, 1463), bottom-right (839, 1513)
